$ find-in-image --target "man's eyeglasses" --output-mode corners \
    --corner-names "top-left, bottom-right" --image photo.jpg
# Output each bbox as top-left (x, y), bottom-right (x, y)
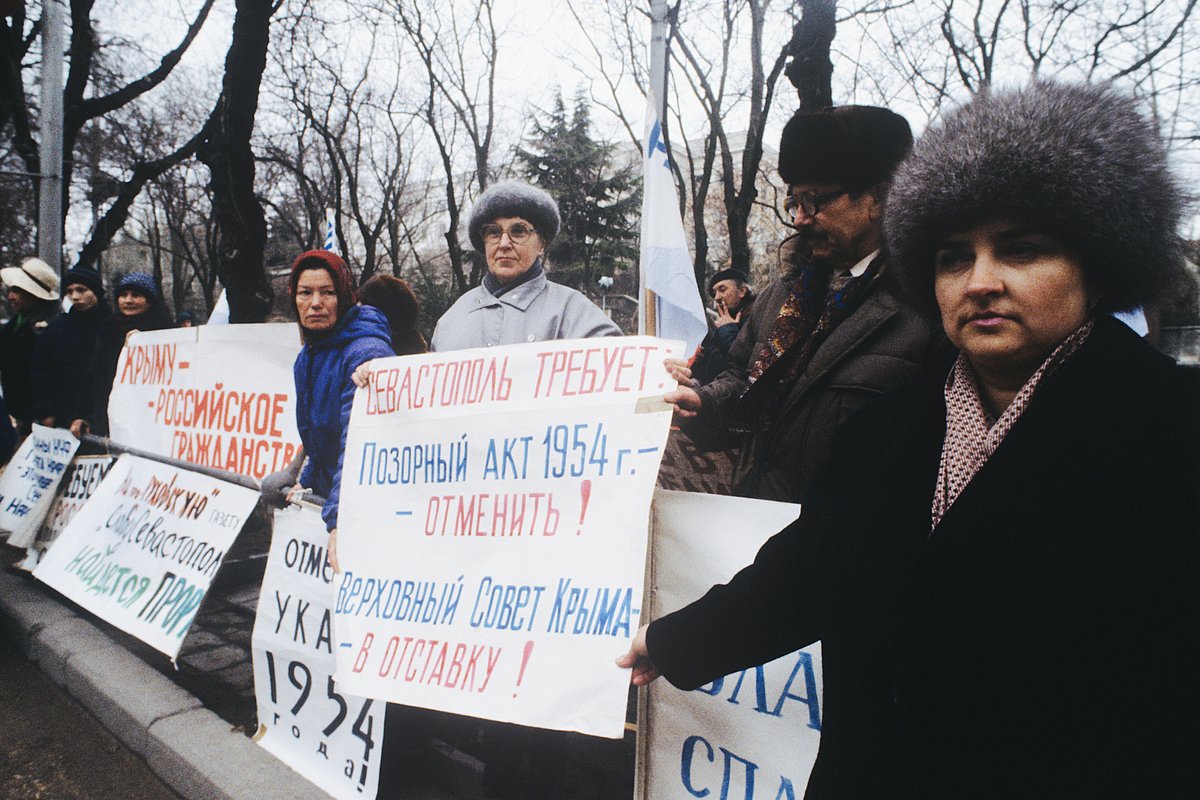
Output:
top-left (481, 222), bottom-right (536, 244)
top-left (783, 189), bottom-right (848, 218)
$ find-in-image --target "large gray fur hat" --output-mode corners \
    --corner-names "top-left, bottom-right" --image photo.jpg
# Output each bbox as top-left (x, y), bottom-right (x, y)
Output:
top-left (467, 181), bottom-right (561, 251)
top-left (885, 81), bottom-right (1185, 315)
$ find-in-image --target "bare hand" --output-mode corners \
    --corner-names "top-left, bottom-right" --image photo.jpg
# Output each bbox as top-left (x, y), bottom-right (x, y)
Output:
top-left (714, 303), bottom-right (740, 327)
top-left (69, 419), bottom-right (90, 438)
top-left (285, 484), bottom-right (310, 505)
top-left (351, 362), bottom-right (373, 388)
top-left (663, 386), bottom-right (702, 419)
top-left (616, 625), bottom-right (661, 686)
top-left (664, 357), bottom-right (693, 385)
top-left (327, 528), bottom-right (340, 573)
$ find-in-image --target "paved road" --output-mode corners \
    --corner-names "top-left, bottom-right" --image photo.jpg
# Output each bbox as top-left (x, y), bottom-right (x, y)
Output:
top-left (0, 633), bottom-right (180, 800)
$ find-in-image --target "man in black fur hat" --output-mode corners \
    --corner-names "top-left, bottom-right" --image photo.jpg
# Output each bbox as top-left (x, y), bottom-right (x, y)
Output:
top-left (665, 105), bottom-right (939, 502)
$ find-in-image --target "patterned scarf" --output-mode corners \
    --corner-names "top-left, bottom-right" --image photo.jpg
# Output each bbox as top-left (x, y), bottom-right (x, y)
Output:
top-left (930, 320), bottom-right (1094, 530)
top-left (732, 255), bottom-right (884, 433)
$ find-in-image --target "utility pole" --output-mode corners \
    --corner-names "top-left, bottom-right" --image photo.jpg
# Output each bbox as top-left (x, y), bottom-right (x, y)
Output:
top-left (38, 0), bottom-right (65, 273)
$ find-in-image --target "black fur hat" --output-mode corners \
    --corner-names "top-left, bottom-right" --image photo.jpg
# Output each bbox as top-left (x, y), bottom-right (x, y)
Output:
top-left (467, 181), bottom-right (561, 252)
top-left (885, 81), bottom-right (1185, 315)
top-left (778, 105), bottom-right (913, 193)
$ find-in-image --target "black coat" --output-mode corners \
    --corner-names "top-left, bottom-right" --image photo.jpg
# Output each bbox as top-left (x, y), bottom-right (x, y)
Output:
top-left (648, 316), bottom-right (1200, 798)
top-left (87, 304), bottom-right (174, 436)
top-left (32, 301), bottom-right (112, 426)
top-left (683, 238), bottom-right (939, 502)
top-left (0, 301), bottom-right (60, 423)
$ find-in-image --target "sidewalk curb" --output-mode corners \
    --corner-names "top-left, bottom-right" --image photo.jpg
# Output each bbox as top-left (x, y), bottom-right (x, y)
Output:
top-left (0, 569), bottom-right (330, 800)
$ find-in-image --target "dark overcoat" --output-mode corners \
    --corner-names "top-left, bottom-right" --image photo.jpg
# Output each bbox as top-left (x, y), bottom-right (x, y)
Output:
top-left (648, 316), bottom-right (1200, 798)
top-left (32, 301), bottom-right (111, 426)
top-left (683, 236), bottom-right (938, 502)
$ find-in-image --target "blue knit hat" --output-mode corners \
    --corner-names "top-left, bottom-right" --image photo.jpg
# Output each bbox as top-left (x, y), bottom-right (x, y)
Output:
top-left (116, 272), bottom-right (160, 299)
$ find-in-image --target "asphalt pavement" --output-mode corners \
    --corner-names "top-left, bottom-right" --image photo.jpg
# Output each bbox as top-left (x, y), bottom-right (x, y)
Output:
top-left (0, 634), bottom-right (180, 800)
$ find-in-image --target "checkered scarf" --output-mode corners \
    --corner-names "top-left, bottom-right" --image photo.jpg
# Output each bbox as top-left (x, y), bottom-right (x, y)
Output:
top-left (930, 320), bottom-right (1094, 530)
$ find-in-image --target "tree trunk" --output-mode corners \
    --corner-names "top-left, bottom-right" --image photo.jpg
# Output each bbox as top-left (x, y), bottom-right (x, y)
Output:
top-left (786, 0), bottom-right (836, 110)
top-left (196, 0), bottom-right (276, 323)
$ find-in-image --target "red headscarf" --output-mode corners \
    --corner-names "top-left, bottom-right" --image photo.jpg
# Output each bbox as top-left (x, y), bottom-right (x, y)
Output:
top-left (289, 250), bottom-right (357, 322)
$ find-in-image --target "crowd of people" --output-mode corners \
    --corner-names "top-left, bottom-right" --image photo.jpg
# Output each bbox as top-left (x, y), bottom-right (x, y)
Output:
top-left (2, 77), bottom-right (1197, 799)
top-left (0, 261), bottom-right (178, 453)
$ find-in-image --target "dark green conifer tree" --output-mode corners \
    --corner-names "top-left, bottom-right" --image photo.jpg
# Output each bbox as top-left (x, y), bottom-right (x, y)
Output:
top-left (516, 88), bottom-right (640, 294)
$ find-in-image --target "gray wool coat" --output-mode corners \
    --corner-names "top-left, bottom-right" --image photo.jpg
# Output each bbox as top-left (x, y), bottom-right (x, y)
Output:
top-left (431, 270), bottom-right (621, 351)
top-left (682, 235), bottom-right (940, 503)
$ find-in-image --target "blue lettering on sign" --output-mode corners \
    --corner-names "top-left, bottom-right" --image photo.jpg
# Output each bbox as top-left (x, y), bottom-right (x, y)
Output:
top-left (680, 734), bottom-right (799, 800)
top-left (482, 435), bottom-right (532, 480)
top-left (694, 651), bottom-right (821, 731)
top-left (468, 576), bottom-right (545, 632)
top-left (357, 436), bottom-right (469, 487)
top-left (545, 579), bottom-right (636, 637)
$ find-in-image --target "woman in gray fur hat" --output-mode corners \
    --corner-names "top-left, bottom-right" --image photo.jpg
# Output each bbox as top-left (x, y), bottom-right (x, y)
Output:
top-left (620, 81), bottom-right (1198, 798)
top-left (429, 180), bottom-right (620, 351)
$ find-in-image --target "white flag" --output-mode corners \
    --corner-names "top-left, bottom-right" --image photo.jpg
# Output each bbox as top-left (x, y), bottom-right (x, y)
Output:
top-left (324, 206), bottom-right (339, 254)
top-left (640, 98), bottom-right (707, 354)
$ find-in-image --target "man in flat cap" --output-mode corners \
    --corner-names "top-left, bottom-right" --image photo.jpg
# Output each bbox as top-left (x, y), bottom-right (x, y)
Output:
top-left (666, 106), bottom-right (939, 502)
top-left (686, 268), bottom-right (756, 386)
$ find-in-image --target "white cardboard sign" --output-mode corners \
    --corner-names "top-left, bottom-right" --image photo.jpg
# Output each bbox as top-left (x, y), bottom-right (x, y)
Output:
top-left (107, 324), bottom-right (302, 480)
top-left (37, 455), bottom-right (115, 549)
top-left (34, 454), bottom-right (259, 657)
top-left (644, 489), bottom-right (821, 800)
top-left (0, 424), bottom-right (80, 548)
top-left (253, 506), bottom-right (385, 800)
top-left (334, 337), bottom-right (681, 738)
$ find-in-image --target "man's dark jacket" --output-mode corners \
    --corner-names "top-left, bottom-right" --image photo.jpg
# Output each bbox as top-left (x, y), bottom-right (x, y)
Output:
top-left (648, 317), bottom-right (1200, 798)
top-left (682, 235), bottom-right (937, 502)
top-left (0, 302), bottom-right (60, 423)
top-left (32, 301), bottom-right (111, 426)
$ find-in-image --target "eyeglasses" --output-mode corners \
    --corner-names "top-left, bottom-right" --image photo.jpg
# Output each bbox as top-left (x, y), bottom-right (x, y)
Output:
top-left (481, 222), bottom-right (536, 244)
top-left (783, 188), bottom-right (848, 218)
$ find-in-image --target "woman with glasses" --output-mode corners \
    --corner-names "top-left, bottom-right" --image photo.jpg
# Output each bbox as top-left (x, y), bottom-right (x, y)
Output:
top-left (430, 180), bottom-right (621, 351)
top-left (621, 82), bottom-right (1199, 797)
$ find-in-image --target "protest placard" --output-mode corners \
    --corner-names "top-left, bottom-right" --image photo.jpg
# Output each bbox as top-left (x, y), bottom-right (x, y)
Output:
top-left (252, 505), bottom-right (385, 800)
top-left (37, 455), bottom-right (115, 549)
top-left (334, 337), bottom-right (680, 738)
top-left (34, 454), bottom-right (260, 657)
top-left (0, 424), bottom-right (80, 549)
top-left (107, 324), bottom-right (301, 480)
top-left (643, 489), bottom-right (820, 800)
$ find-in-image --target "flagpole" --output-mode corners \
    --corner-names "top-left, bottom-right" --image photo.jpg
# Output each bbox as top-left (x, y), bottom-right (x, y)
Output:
top-left (642, 0), bottom-right (670, 337)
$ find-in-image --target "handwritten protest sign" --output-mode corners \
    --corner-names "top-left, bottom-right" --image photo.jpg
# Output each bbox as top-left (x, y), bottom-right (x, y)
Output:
top-left (107, 324), bottom-right (301, 480)
top-left (334, 337), bottom-right (680, 738)
top-left (0, 424), bottom-right (80, 548)
top-left (34, 454), bottom-right (260, 657)
top-left (35, 454), bottom-right (115, 551)
top-left (253, 505), bottom-right (385, 800)
top-left (643, 489), bottom-right (820, 800)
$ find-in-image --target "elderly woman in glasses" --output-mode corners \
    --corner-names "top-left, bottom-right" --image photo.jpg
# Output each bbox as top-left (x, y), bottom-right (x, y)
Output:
top-left (430, 180), bottom-right (621, 350)
top-left (620, 82), bottom-right (1199, 798)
